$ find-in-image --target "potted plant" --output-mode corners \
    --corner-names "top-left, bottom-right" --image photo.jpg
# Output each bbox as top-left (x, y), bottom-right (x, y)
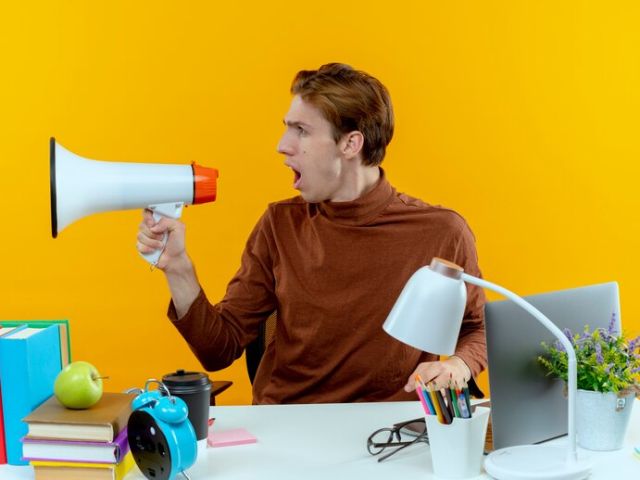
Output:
top-left (538, 313), bottom-right (640, 450)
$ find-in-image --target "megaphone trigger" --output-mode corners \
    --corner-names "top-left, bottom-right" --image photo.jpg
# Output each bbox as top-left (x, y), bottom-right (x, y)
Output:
top-left (140, 203), bottom-right (185, 267)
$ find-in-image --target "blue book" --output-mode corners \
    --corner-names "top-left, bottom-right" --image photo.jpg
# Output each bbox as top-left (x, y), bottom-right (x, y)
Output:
top-left (0, 320), bottom-right (71, 367)
top-left (0, 325), bottom-right (62, 465)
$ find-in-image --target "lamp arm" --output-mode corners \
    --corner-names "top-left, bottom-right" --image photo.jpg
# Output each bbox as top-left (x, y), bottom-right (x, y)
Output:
top-left (461, 273), bottom-right (579, 464)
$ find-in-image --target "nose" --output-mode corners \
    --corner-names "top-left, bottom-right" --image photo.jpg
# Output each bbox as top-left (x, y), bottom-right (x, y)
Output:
top-left (277, 131), bottom-right (294, 156)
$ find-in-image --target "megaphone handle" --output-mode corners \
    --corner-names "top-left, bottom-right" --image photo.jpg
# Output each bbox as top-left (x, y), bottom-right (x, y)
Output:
top-left (140, 203), bottom-right (184, 266)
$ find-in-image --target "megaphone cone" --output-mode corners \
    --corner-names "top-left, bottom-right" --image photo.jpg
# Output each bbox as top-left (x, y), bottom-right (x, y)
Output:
top-left (50, 138), bottom-right (218, 263)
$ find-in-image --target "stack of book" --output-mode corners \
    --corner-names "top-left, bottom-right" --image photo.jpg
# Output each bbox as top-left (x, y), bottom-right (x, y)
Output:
top-left (22, 392), bottom-right (135, 480)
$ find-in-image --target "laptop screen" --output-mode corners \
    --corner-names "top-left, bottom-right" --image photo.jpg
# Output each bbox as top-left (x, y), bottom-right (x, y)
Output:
top-left (485, 282), bottom-right (620, 449)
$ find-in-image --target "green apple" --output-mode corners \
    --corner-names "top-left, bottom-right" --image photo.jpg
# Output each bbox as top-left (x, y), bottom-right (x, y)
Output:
top-left (54, 361), bottom-right (105, 409)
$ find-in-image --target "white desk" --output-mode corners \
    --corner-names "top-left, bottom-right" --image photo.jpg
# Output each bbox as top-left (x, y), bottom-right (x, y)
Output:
top-left (2, 400), bottom-right (639, 479)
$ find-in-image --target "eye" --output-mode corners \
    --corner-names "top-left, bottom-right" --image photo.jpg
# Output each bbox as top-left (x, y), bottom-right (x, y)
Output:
top-left (297, 126), bottom-right (307, 136)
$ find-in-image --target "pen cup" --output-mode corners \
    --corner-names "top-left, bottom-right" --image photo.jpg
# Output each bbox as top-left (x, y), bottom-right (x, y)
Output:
top-left (425, 406), bottom-right (490, 479)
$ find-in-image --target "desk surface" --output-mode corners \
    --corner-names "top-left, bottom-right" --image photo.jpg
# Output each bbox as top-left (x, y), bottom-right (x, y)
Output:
top-left (2, 400), bottom-right (639, 479)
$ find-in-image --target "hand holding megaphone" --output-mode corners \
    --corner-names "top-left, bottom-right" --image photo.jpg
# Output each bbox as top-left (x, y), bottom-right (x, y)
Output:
top-left (138, 203), bottom-right (184, 266)
top-left (50, 138), bottom-right (218, 266)
top-left (137, 209), bottom-right (187, 270)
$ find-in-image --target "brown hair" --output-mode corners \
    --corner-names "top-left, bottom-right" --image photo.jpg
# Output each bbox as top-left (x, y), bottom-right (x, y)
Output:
top-left (290, 63), bottom-right (394, 166)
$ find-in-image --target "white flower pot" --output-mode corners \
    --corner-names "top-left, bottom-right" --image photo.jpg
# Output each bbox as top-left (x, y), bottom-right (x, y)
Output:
top-left (576, 389), bottom-right (635, 451)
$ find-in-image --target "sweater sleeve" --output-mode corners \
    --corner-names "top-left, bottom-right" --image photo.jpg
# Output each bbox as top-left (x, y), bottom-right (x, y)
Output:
top-left (168, 210), bottom-right (278, 372)
top-left (450, 219), bottom-right (488, 378)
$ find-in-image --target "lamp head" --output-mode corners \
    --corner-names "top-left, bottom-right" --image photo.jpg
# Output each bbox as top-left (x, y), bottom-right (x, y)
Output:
top-left (383, 258), bottom-right (467, 355)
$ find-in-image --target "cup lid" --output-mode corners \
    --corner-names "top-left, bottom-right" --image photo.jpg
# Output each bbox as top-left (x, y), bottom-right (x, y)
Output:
top-left (162, 369), bottom-right (211, 392)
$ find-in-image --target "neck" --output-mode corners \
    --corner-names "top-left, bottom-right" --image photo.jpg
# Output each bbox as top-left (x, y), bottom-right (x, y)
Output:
top-left (330, 165), bottom-right (381, 202)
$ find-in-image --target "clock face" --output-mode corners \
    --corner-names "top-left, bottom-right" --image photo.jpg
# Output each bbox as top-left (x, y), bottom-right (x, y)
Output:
top-left (128, 410), bottom-right (173, 480)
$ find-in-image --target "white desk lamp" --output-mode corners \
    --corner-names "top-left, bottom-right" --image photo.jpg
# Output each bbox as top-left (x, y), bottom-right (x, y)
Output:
top-left (383, 257), bottom-right (591, 480)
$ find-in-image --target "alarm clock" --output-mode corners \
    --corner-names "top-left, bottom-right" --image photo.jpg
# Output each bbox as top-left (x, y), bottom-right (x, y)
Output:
top-left (128, 379), bottom-right (197, 480)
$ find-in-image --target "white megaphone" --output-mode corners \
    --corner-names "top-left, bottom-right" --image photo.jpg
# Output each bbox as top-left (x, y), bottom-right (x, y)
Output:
top-left (50, 137), bottom-right (219, 265)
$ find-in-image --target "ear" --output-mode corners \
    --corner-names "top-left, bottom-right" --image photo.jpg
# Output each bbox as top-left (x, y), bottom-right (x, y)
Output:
top-left (339, 131), bottom-right (364, 160)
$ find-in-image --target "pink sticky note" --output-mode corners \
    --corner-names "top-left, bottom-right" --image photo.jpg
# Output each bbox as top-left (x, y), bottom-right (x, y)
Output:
top-left (207, 428), bottom-right (257, 448)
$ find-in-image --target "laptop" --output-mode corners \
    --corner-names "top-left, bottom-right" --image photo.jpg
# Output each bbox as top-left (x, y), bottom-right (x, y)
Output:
top-left (485, 282), bottom-right (621, 450)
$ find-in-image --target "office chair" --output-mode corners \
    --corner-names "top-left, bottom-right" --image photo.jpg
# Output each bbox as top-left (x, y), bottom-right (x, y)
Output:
top-left (209, 380), bottom-right (233, 406)
top-left (246, 311), bottom-right (277, 384)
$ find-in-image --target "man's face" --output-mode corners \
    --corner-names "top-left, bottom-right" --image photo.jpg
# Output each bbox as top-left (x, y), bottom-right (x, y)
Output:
top-left (277, 95), bottom-right (348, 203)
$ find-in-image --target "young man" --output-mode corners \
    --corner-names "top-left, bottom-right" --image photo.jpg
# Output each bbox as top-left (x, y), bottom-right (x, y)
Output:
top-left (137, 63), bottom-right (487, 404)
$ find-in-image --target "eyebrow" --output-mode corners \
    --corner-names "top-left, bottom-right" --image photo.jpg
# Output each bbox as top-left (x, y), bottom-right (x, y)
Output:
top-left (283, 119), bottom-right (313, 129)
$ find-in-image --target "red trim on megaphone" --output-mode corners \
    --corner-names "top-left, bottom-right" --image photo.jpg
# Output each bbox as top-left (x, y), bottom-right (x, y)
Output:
top-left (192, 163), bottom-right (218, 204)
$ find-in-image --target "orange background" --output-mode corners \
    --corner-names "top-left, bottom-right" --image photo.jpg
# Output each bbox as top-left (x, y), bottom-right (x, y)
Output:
top-left (1, 1), bottom-right (639, 404)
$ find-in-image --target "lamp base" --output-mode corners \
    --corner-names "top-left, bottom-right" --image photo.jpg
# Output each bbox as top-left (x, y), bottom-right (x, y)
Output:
top-left (484, 445), bottom-right (591, 480)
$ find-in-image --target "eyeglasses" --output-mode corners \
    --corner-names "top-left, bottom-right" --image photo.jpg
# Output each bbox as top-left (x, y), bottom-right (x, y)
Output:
top-left (366, 418), bottom-right (429, 462)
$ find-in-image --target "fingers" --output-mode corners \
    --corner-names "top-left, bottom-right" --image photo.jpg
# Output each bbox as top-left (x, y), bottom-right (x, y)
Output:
top-left (404, 360), bottom-right (470, 393)
top-left (136, 209), bottom-right (187, 265)
top-left (137, 218), bottom-right (164, 252)
top-left (141, 209), bottom-right (174, 235)
top-left (447, 355), bottom-right (471, 382)
top-left (404, 366), bottom-right (427, 392)
top-left (138, 211), bottom-right (171, 253)
top-left (404, 374), bottom-right (448, 392)
top-left (136, 235), bottom-right (162, 254)
top-left (404, 362), bottom-right (440, 392)
top-left (143, 208), bottom-right (155, 227)
top-left (429, 372), bottom-right (455, 389)
top-left (139, 211), bottom-right (183, 236)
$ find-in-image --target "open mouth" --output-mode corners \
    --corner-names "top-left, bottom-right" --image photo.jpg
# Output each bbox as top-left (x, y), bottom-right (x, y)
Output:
top-left (292, 168), bottom-right (302, 189)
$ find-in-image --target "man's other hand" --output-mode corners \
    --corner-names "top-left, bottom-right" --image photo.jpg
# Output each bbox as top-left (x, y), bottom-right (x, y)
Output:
top-left (403, 356), bottom-right (471, 392)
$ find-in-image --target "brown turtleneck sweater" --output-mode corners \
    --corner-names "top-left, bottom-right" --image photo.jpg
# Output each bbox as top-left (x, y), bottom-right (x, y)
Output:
top-left (169, 171), bottom-right (487, 404)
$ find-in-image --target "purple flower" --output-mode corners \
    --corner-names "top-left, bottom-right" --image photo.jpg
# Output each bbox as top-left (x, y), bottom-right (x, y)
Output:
top-left (607, 312), bottom-right (618, 335)
top-left (563, 328), bottom-right (574, 344)
top-left (595, 343), bottom-right (603, 364)
top-left (553, 340), bottom-right (566, 352)
top-left (596, 329), bottom-right (606, 339)
top-left (632, 367), bottom-right (640, 374)
top-left (605, 363), bottom-right (614, 374)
